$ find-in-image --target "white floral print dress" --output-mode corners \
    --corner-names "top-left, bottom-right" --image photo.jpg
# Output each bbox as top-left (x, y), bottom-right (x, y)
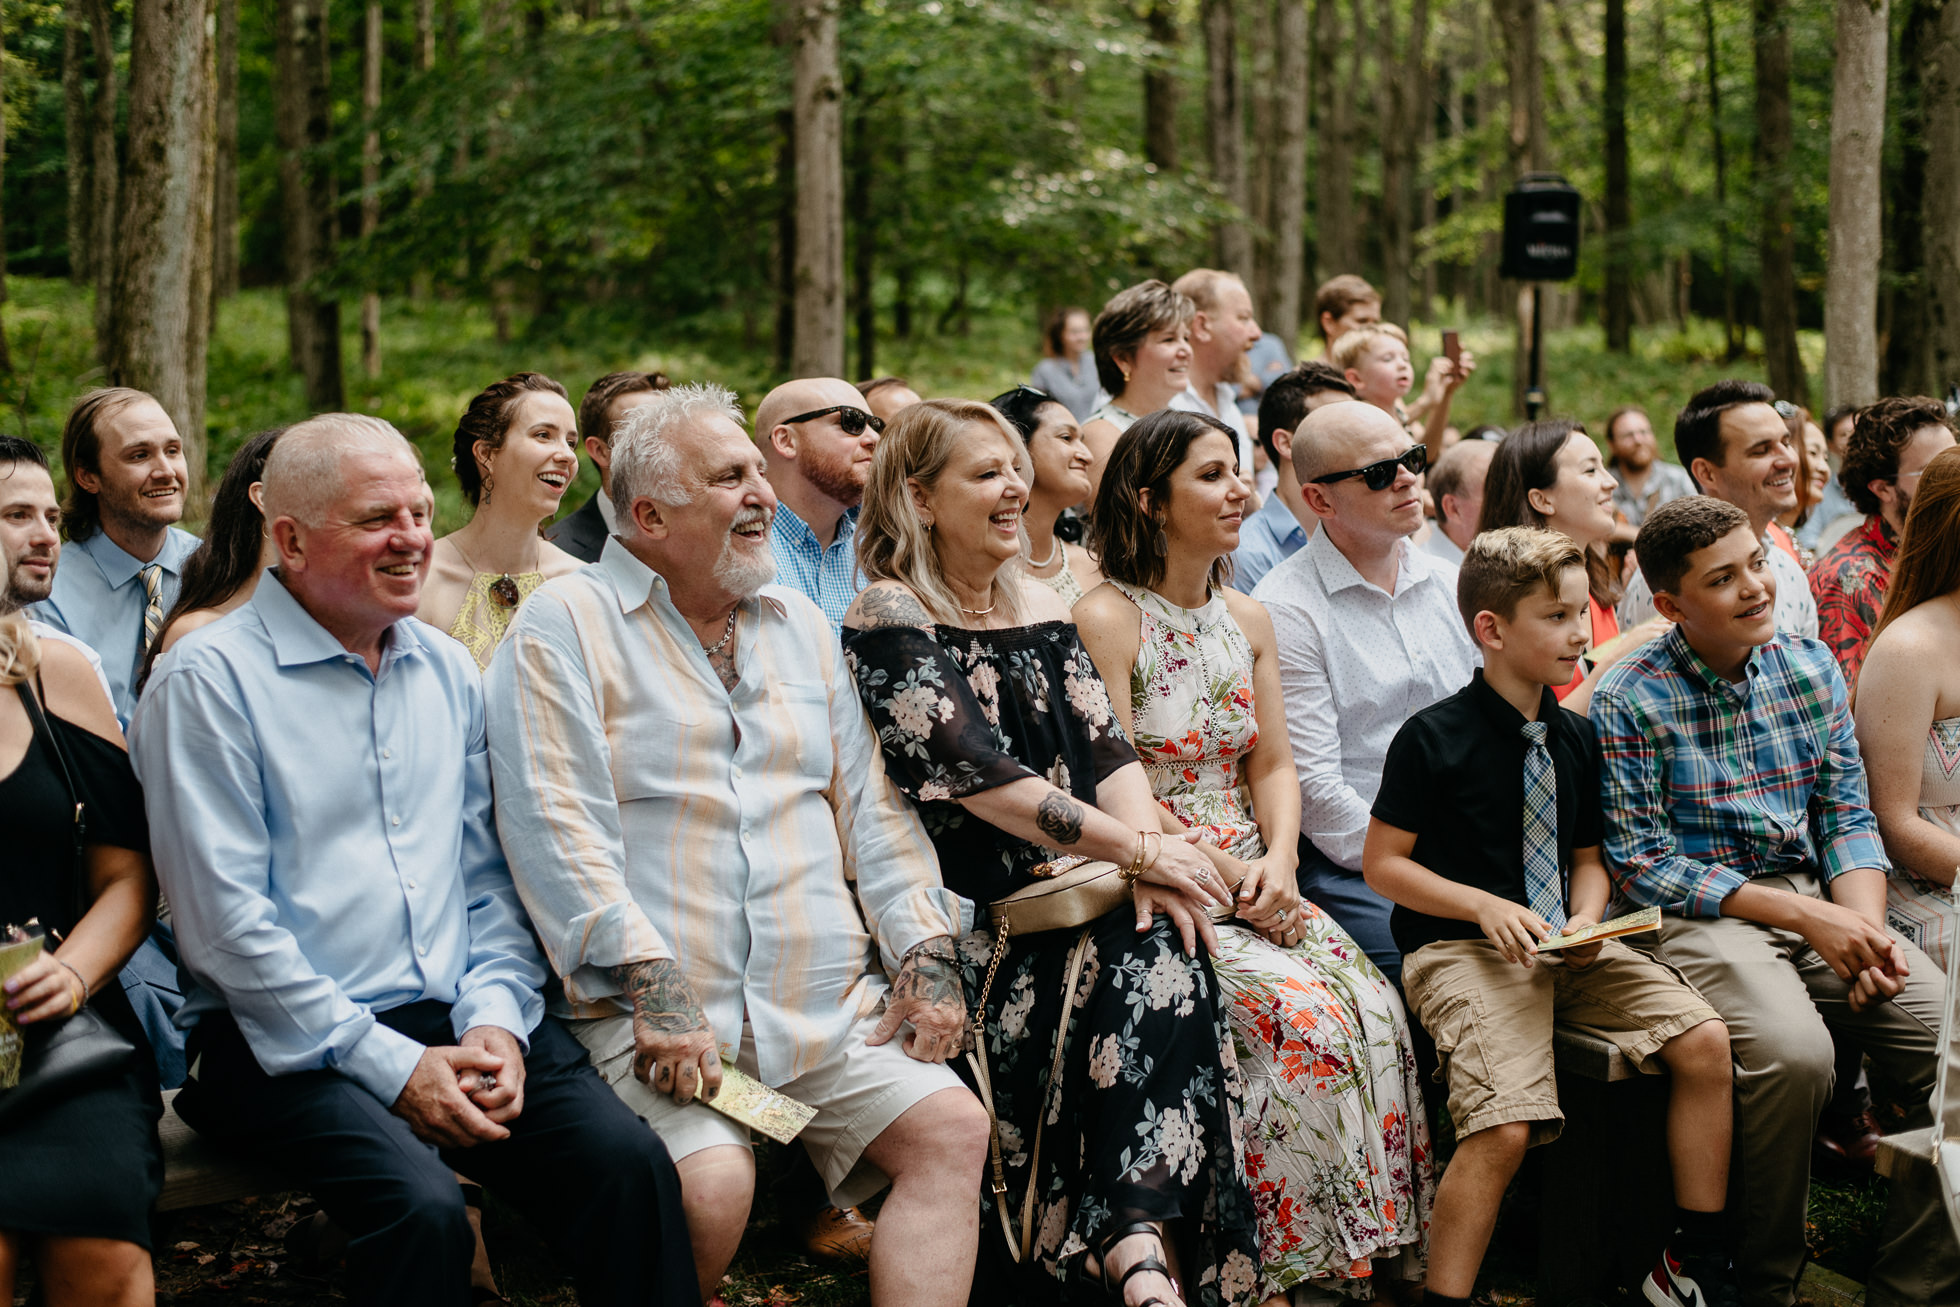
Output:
top-left (844, 618), bottom-right (1263, 1306)
top-left (1114, 581), bottom-right (1436, 1299)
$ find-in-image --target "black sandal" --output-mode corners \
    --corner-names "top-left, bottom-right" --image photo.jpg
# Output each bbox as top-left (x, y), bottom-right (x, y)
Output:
top-left (1099, 1219), bottom-right (1178, 1307)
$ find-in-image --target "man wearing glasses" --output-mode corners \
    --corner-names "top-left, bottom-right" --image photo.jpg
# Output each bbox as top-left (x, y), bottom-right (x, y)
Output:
top-left (1251, 400), bottom-right (1480, 983)
top-left (755, 378), bottom-right (888, 638)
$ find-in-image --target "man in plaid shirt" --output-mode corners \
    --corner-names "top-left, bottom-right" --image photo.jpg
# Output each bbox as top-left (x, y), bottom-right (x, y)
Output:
top-left (1592, 496), bottom-right (1956, 1307)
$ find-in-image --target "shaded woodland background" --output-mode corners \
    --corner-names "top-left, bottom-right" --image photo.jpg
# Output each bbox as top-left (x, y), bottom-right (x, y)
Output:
top-left (0, 0), bottom-right (1955, 510)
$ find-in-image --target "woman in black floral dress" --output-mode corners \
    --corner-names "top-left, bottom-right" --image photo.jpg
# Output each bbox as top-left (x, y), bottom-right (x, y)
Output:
top-left (841, 399), bottom-right (1262, 1307)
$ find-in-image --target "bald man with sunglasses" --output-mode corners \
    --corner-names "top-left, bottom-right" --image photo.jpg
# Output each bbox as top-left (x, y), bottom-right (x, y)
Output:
top-left (756, 378), bottom-right (889, 638)
top-left (1250, 401), bottom-right (1481, 983)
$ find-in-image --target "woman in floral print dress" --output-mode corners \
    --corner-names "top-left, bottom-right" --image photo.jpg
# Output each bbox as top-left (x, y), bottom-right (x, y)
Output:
top-left (842, 399), bottom-right (1263, 1307)
top-left (1076, 410), bottom-right (1434, 1304)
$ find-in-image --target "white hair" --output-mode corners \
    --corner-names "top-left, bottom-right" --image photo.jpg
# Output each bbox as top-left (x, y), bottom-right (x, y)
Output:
top-left (261, 413), bottom-right (420, 526)
top-left (609, 382), bottom-right (748, 523)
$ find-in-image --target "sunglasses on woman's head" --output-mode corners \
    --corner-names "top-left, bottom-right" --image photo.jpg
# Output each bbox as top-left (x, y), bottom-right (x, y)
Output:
top-left (783, 405), bottom-right (886, 437)
top-left (1311, 444), bottom-right (1428, 491)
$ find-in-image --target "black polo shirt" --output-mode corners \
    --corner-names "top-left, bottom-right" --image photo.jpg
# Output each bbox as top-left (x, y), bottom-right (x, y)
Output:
top-left (1370, 669), bottom-right (1604, 957)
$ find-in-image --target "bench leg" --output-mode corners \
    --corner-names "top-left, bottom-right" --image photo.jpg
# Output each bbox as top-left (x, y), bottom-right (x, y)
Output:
top-left (1538, 1068), bottom-right (1675, 1305)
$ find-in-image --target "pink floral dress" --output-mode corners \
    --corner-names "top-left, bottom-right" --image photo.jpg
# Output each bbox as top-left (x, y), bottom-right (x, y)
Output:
top-left (1114, 581), bottom-right (1436, 1299)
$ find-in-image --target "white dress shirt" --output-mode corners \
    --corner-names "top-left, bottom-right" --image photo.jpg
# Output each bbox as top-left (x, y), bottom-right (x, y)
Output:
top-left (1617, 529), bottom-right (1819, 640)
top-left (1251, 530), bottom-right (1482, 870)
top-left (1171, 381), bottom-right (1257, 485)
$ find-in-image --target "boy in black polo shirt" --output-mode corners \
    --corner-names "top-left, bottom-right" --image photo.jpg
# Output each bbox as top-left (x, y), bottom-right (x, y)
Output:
top-left (1362, 527), bottom-right (1738, 1307)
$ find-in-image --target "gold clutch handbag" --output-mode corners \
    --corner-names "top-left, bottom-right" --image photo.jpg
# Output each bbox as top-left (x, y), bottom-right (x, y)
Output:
top-left (986, 855), bottom-right (1130, 939)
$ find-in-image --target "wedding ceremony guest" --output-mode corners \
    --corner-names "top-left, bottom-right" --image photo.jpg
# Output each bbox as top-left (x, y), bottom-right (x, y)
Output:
top-left (1478, 419), bottom-right (1667, 712)
top-left (1366, 527), bottom-right (1736, 1307)
top-left (1809, 396), bottom-right (1956, 694)
top-left (1314, 274), bottom-right (1380, 360)
top-left (1081, 280), bottom-right (1196, 502)
top-left (420, 373), bottom-right (584, 669)
top-left (1169, 269), bottom-right (1261, 480)
top-left (1076, 408), bottom-right (1434, 1303)
top-left (1029, 306), bottom-right (1101, 421)
top-left (1799, 403), bottom-right (1864, 552)
top-left (989, 385), bottom-right (1102, 605)
top-left (859, 376), bottom-right (923, 426)
top-left (1854, 445), bottom-right (1960, 972)
top-left (1422, 436), bottom-right (1495, 567)
top-left (1592, 495), bottom-right (1957, 1307)
top-left (0, 597), bottom-right (163, 1307)
top-left (134, 414), bottom-right (697, 1307)
top-left (1252, 401), bottom-right (1480, 982)
top-left (1617, 381), bottom-right (1818, 641)
top-left (547, 370), bottom-right (670, 565)
top-left (1, 438), bottom-right (112, 701)
top-left (756, 376), bottom-right (885, 635)
top-left (1773, 404), bottom-right (1829, 566)
top-left (1605, 405), bottom-right (1695, 534)
top-left (1231, 360), bottom-right (1355, 592)
top-left (486, 384), bottom-right (987, 1306)
top-left (35, 388), bottom-right (199, 726)
top-left (843, 399), bottom-right (1261, 1307)
top-left (1331, 323), bottom-right (1472, 462)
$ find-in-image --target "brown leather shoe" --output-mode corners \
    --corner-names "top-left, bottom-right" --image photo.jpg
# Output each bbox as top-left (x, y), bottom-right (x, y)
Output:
top-left (799, 1204), bottom-right (875, 1262)
top-left (1813, 1108), bottom-right (1882, 1180)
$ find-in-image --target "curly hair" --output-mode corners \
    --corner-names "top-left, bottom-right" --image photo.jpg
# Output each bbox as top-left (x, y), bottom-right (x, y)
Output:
top-left (452, 372), bottom-right (571, 507)
top-left (1872, 447), bottom-right (1960, 645)
top-left (1087, 408), bottom-right (1238, 593)
top-left (1839, 396), bottom-right (1955, 517)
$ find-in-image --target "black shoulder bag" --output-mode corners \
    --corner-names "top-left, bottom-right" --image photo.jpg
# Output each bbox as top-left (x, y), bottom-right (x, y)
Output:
top-left (0, 679), bottom-right (139, 1127)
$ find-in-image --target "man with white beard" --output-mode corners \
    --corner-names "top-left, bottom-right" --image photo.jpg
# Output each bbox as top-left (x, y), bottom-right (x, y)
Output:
top-left (754, 376), bottom-right (886, 637)
top-left (485, 384), bottom-right (988, 1306)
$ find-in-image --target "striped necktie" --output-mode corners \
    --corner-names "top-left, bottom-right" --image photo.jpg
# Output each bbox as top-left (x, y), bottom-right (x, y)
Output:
top-left (1520, 720), bottom-right (1567, 931)
top-left (140, 563), bottom-right (164, 656)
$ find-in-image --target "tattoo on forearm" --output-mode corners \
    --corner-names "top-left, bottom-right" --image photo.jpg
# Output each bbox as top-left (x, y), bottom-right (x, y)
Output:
top-left (856, 587), bottom-right (933, 630)
top-left (893, 941), bottom-right (966, 1010)
top-left (1035, 790), bottom-right (1086, 845)
top-left (606, 960), bottom-right (709, 1034)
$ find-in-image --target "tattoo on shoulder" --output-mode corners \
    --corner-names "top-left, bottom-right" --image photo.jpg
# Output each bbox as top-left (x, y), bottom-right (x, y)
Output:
top-left (856, 587), bottom-right (934, 630)
top-left (1035, 790), bottom-right (1086, 845)
top-left (605, 959), bottom-right (708, 1034)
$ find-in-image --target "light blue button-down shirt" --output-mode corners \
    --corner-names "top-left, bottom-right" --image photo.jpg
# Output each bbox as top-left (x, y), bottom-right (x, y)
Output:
top-left (1230, 492), bottom-right (1310, 593)
top-left (768, 502), bottom-right (863, 638)
top-left (34, 526), bottom-right (200, 725)
top-left (129, 571), bottom-right (546, 1105)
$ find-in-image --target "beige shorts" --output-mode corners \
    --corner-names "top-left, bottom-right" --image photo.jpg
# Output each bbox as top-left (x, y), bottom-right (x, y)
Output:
top-left (1402, 937), bottom-right (1721, 1147)
top-left (572, 1010), bottom-right (966, 1209)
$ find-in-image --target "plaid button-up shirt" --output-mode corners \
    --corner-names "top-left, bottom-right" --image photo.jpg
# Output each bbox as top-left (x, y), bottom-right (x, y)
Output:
top-left (769, 502), bottom-right (863, 638)
top-left (1592, 625), bottom-right (1890, 918)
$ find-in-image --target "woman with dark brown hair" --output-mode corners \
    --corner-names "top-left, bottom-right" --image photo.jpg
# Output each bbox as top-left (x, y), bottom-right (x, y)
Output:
top-left (1029, 306), bottom-right (1100, 422)
top-left (1074, 409), bottom-right (1433, 1305)
top-left (419, 372), bottom-right (585, 668)
top-left (1479, 419), bottom-right (1667, 712)
top-left (1853, 445), bottom-right (1960, 972)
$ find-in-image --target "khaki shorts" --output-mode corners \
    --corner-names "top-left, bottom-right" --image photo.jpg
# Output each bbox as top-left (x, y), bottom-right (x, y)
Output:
top-left (1402, 937), bottom-right (1721, 1147)
top-left (572, 1010), bottom-right (965, 1210)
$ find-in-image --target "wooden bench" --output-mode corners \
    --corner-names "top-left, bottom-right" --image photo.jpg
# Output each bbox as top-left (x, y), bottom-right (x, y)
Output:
top-left (157, 1087), bottom-right (283, 1213)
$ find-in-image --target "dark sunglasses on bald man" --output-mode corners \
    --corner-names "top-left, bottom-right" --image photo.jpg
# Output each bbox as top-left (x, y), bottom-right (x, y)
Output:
top-left (1311, 443), bottom-right (1428, 492)
top-left (782, 405), bottom-right (886, 437)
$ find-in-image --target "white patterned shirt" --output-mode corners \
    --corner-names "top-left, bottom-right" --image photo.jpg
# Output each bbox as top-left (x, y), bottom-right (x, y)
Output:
top-left (1252, 530), bottom-right (1482, 871)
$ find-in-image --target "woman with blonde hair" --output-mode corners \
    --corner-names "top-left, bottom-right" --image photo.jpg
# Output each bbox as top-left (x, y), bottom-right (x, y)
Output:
top-left (0, 609), bottom-right (165, 1307)
top-left (842, 399), bottom-right (1261, 1307)
top-left (1079, 281), bottom-right (1195, 504)
top-left (1853, 445), bottom-right (1960, 971)
top-left (1075, 408), bottom-right (1433, 1305)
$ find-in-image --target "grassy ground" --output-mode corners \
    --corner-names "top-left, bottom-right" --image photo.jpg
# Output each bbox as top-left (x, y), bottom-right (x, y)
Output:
top-left (5, 277), bottom-right (1815, 535)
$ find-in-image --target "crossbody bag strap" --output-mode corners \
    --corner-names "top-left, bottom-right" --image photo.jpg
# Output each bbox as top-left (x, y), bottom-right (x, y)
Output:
top-left (18, 676), bottom-right (89, 927)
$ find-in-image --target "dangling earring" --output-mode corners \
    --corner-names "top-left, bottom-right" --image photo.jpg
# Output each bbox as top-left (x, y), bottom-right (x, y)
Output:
top-left (1120, 368), bottom-right (1132, 385)
top-left (481, 474), bottom-right (495, 507)
top-left (1152, 527), bottom-right (1169, 557)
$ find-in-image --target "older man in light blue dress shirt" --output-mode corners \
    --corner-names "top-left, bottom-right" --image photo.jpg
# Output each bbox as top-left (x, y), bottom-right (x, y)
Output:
top-left (133, 413), bottom-right (696, 1307)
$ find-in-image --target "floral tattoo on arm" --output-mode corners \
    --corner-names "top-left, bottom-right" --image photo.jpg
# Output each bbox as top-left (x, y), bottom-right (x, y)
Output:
top-left (856, 587), bottom-right (934, 630)
top-left (1036, 790), bottom-right (1086, 845)
top-left (605, 960), bottom-right (711, 1034)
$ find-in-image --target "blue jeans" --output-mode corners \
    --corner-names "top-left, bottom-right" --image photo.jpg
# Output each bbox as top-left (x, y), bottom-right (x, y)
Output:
top-left (1296, 838), bottom-right (1402, 987)
top-left (119, 921), bottom-right (186, 1088)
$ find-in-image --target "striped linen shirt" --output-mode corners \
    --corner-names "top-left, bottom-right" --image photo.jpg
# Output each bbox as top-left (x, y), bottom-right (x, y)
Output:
top-left (768, 502), bottom-right (863, 638)
top-left (483, 538), bottom-right (959, 1085)
top-left (1592, 624), bottom-right (1890, 919)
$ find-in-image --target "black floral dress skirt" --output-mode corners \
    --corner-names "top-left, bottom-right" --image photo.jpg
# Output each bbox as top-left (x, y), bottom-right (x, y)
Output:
top-left (844, 620), bottom-right (1261, 1306)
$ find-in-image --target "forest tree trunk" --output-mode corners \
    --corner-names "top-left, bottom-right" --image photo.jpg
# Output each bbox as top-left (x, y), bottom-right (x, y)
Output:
top-left (791, 0), bottom-right (845, 378)
top-left (1603, 0), bottom-right (1631, 352)
top-left (1378, 0), bottom-right (1428, 327)
top-left (84, 0), bottom-right (119, 361)
top-left (850, 91), bottom-right (875, 381)
top-left (110, 0), bottom-right (216, 498)
top-left (1268, 0), bottom-right (1308, 347)
top-left (1248, 0), bottom-right (1277, 307)
top-left (1922, 0), bottom-right (1960, 391)
top-left (1202, 0), bottom-right (1251, 278)
top-left (1144, 0), bottom-right (1179, 170)
top-left (212, 0), bottom-right (238, 305)
top-left (63, 7), bottom-right (91, 284)
top-left (1883, 0), bottom-right (1934, 396)
top-left (1311, 0), bottom-right (1356, 279)
top-left (1825, 0), bottom-right (1888, 408)
top-left (0, 17), bottom-right (13, 375)
top-left (1701, 0), bottom-right (1738, 360)
top-left (275, 0), bottom-right (344, 410)
top-left (1754, 0), bottom-right (1807, 405)
top-left (1493, 0), bottom-right (1546, 416)
top-left (361, 0), bottom-right (382, 378)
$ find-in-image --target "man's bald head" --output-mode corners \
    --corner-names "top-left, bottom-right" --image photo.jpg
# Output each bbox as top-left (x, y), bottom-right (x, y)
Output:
top-left (754, 377), bottom-right (864, 458)
top-left (1291, 400), bottom-right (1408, 486)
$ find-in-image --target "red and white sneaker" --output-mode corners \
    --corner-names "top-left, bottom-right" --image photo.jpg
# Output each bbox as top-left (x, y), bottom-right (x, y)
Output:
top-left (1642, 1246), bottom-right (1741, 1307)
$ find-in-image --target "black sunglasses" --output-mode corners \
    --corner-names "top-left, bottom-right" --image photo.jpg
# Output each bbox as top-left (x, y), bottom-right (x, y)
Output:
top-left (1311, 444), bottom-right (1428, 492)
top-left (782, 405), bottom-right (886, 437)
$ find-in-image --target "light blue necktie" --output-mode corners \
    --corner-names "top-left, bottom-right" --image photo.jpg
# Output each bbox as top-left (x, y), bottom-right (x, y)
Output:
top-left (1521, 720), bottom-right (1568, 931)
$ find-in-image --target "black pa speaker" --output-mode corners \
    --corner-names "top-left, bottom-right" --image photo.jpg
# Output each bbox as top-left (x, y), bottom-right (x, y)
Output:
top-left (1501, 174), bottom-right (1581, 282)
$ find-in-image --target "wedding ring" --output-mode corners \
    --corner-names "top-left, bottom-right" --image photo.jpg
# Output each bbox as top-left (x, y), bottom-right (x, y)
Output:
top-left (478, 1073), bottom-right (498, 1093)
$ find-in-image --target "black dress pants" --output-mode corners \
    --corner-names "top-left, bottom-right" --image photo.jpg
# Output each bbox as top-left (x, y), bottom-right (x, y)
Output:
top-left (177, 1002), bottom-right (698, 1307)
